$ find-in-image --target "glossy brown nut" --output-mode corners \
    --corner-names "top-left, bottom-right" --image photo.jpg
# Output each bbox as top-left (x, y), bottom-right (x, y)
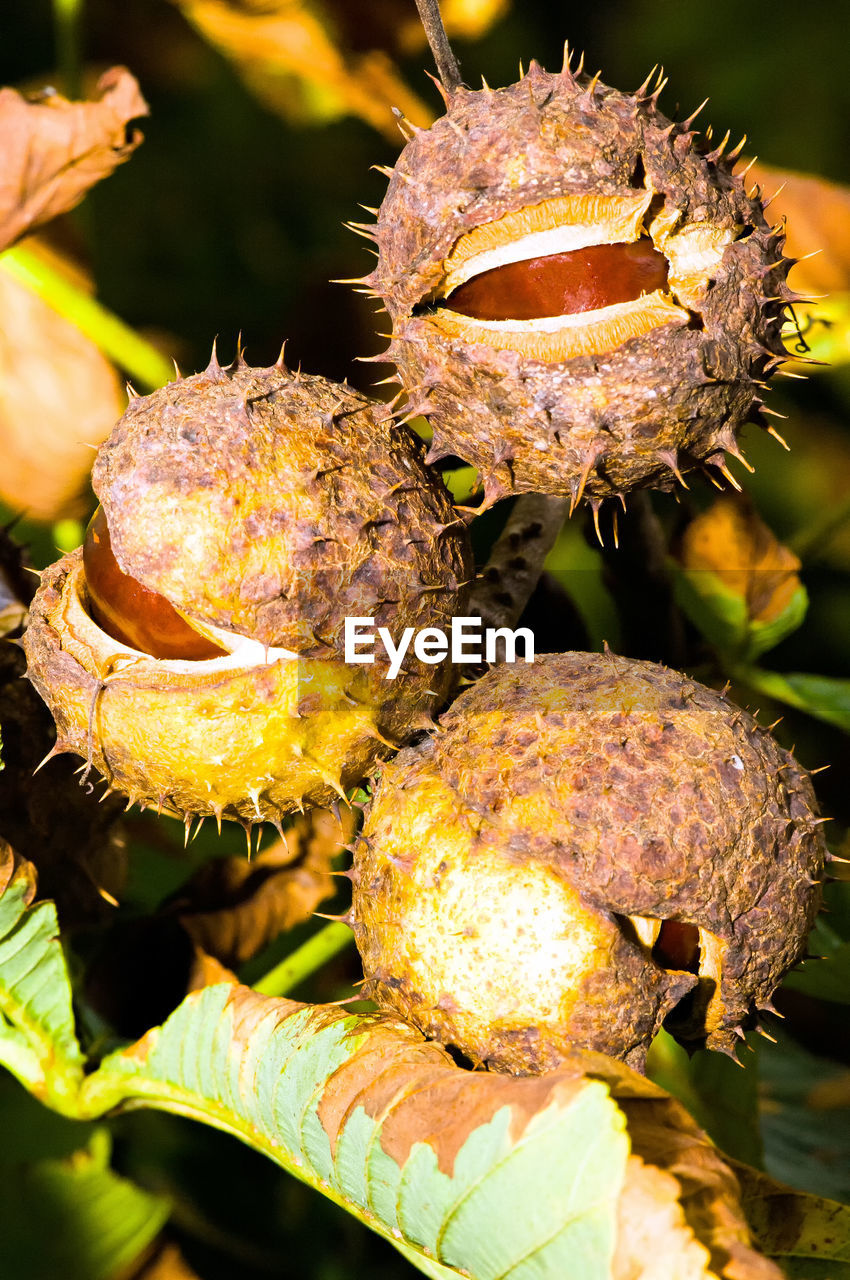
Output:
top-left (445, 239), bottom-right (669, 322)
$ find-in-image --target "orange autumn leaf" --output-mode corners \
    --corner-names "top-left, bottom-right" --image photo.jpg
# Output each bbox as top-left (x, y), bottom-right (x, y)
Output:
top-left (744, 159), bottom-right (850, 300)
top-left (0, 67), bottom-right (148, 253)
top-left (679, 496), bottom-right (802, 628)
top-left (0, 236), bottom-right (126, 521)
top-left (172, 0), bottom-right (435, 139)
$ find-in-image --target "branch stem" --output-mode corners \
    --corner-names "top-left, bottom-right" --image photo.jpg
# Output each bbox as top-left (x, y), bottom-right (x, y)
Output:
top-left (413, 0), bottom-right (463, 93)
top-left (253, 922), bottom-right (354, 997)
top-left (0, 243), bottom-right (174, 391)
top-left (53, 0), bottom-right (85, 99)
top-left (469, 494), bottom-right (569, 642)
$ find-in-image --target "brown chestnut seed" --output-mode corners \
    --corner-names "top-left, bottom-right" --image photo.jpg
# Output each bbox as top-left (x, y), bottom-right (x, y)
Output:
top-left (83, 506), bottom-right (226, 661)
top-left (443, 238), bottom-right (669, 322)
top-left (653, 920), bottom-right (701, 974)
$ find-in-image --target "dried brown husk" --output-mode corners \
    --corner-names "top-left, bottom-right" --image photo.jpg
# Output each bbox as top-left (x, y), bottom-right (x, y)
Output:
top-left (368, 59), bottom-right (796, 508)
top-left (0, 67), bottom-right (148, 252)
top-left (23, 357), bottom-right (472, 825)
top-left (0, 633), bottom-right (126, 925)
top-left (352, 651), bottom-right (825, 1071)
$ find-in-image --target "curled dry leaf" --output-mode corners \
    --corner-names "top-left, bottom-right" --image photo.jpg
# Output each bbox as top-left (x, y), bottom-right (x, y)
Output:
top-left (678, 495), bottom-right (803, 628)
top-left (732, 1162), bottom-right (850, 1276)
top-left (0, 237), bottom-right (126, 520)
top-left (0, 67), bottom-right (148, 253)
top-left (0, 521), bottom-right (34, 638)
top-left (172, 807), bottom-right (351, 967)
top-left (310, 1003), bottom-right (782, 1278)
top-left (171, 0), bottom-right (434, 140)
top-left (131, 1242), bottom-right (203, 1280)
top-left (0, 838), bottom-right (38, 907)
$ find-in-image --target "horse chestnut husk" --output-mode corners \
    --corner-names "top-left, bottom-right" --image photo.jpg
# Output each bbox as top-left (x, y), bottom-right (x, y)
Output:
top-left (366, 58), bottom-right (798, 509)
top-left (23, 351), bottom-right (472, 827)
top-left (351, 651), bottom-right (825, 1072)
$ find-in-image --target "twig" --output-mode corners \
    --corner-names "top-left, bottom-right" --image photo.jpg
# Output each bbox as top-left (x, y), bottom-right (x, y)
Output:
top-left (53, 0), bottom-right (85, 100)
top-left (469, 494), bottom-right (569, 643)
top-left (413, 0), bottom-right (463, 93)
top-left (0, 243), bottom-right (174, 391)
top-left (252, 921), bottom-right (353, 997)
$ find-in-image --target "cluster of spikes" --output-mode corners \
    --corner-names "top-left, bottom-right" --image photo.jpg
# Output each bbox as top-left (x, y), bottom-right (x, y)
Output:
top-left (340, 45), bottom-right (819, 539)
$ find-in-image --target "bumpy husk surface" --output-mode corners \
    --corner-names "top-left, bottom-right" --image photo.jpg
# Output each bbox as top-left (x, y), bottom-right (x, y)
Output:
top-left (92, 357), bottom-right (469, 654)
top-left (352, 652), bottom-right (825, 1072)
top-left (23, 358), bottom-right (472, 824)
top-left (369, 61), bottom-right (793, 507)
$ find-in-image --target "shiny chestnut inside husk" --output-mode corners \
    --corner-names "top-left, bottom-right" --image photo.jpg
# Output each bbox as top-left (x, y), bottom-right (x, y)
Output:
top-left (366, 58), bottom-right (800, 509)
top-left (23, 352), bottom-right (472, 826)
top-left (351, 652), bottom-right (825, 1073)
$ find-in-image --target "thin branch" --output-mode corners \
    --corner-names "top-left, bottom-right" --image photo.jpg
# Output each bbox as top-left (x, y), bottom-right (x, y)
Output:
top-left (0, 243), bottom-right (174, 391)
top-left (414, 0), bottom-right (463, 94)
top-left (469, 494), bottom-right (569, 651)
top-left (252, 921), bottom-right (353, 997)
top-left (53, 0), bottom-right (85, 100)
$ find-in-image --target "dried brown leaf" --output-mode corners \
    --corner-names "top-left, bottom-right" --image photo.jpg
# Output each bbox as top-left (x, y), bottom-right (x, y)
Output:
top-left (678, 495), bottom-right (802, 626)
top-left (733, 1161), bottom-right (850, 1274)
top-left (171, 0), bottom-right (434, 140)
top-left (614, 1157), bottom-right (716, 1280)
top-left (0, 236), bottom-right (126, 520)
top-left (130, 1241), bottom-right (203, 1280)
top-left (0, 67), bottom-right (148, 252)
top-left (172, 807), bottom-right (352, 966)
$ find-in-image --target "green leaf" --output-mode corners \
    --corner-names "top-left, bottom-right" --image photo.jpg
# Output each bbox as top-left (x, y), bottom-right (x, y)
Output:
top-left (672, 566), bottom-right (808, 662)
top-left (86, 986), bottom-right (630, 1280)
top-left (0, 853), bottom-right (84, 1111)
top-left (783, 941), bottom-right (850, 1004)
top-left (442, 465), bottom-right (479, 504)
top-left (759, 1027), bottom-right (850, 1205)
top-left (787, 291), bottom-right (850, 367)
top-left (646, 1029), bottom-right (763, 1167)
top-left (736, 667), bottom-right (850, 733)
top-left (544, 522), bottom-right (621, 651)
top-left (0, 1127), bottom-right (169, 1280)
